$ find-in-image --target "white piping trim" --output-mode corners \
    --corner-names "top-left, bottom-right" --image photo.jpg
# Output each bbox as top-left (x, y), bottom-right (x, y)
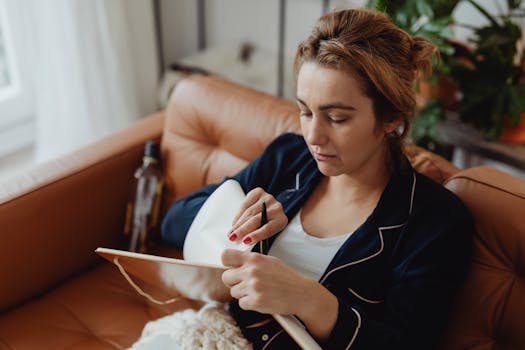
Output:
top-left (409, 173), bottom-right (416, 214)
top-left (262, 329), bottom-right (284, 350)
top-left (319, 172), bottom-right (416, 285)
top-left (285, 172), bottom-right (301, 192)
top-left (380, 223), bottom-right (405, 230)
top-left (347, 287), bottom-right (383, 304)
top-left (320, 227), bottom-right (385, 284)
top-left (345, 308), bottom-right (362, 350)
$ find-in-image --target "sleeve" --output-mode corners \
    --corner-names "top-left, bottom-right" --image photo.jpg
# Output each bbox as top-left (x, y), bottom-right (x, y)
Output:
top-left (322, 205), bottom-right (474, 350)
top-left (161, 133), bottom-right (303, 248)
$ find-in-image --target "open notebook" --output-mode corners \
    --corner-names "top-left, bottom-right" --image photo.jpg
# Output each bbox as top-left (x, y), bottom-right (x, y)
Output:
top-left (96, 179), bottom-right (322, 350)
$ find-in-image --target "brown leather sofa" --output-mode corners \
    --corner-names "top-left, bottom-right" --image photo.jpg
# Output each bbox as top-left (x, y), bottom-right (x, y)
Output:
top-left (1, 75), bottom-right (524, 349)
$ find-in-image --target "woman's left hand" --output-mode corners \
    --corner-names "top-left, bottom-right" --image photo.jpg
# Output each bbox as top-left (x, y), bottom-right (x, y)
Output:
top-left (221, 249), bottom-right (339, 340)
top-left (221, 249), bottom-right (312, 315)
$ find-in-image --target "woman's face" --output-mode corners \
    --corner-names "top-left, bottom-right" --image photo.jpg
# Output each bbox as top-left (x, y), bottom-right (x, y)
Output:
top-left (296, 62), bottom-right (396, 177)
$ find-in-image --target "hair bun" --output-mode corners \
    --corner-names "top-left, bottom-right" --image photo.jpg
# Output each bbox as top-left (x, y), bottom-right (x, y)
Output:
top-left (411, 36), bottom-right (439, 78)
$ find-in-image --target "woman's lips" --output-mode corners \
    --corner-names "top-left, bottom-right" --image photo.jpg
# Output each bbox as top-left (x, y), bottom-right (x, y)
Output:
top-left (313, 152), bottom-right (336, 161)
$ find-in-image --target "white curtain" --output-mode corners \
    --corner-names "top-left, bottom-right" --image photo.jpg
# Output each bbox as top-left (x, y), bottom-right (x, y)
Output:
top-left (25, 0), bottom-right (159, 162)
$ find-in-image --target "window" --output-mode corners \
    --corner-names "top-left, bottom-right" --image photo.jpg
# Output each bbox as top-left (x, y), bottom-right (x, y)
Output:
top-left (0, 1), bottom-right (16, 102)
top-left (0, 20), bottom-right (10, 89)
top-left (0, 0), bottom-right (35, 158)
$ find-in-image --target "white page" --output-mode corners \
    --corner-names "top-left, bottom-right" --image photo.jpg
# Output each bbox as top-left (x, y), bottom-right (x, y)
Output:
top-left (183, 179), bottom-right (255, 265)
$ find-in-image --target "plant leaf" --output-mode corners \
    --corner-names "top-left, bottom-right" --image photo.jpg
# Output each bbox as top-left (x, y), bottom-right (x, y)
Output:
top-left (416, 1), bottom-right (434, 19)
top-left (508, 84), bottom-right (525, 123)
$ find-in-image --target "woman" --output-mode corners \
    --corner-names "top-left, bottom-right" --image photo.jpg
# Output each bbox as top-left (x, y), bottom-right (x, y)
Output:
top-left (161, 8), bottom-right (473, 350)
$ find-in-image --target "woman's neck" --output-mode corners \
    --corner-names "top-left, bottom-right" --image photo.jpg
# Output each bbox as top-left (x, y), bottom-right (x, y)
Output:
top-left (325, 151), bottom-right (392, 206)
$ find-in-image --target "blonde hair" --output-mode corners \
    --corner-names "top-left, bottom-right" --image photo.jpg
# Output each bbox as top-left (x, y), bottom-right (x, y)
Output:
top-left (294, 8), bottom-right (438, 165)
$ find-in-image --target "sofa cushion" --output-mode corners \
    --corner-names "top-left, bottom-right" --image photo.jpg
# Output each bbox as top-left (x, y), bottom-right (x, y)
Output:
top-left (440, 166), bottom-right (525, 349)
top-left (404, 143), bottom-right (460, 183)
top-left (0, 263), bottom-right (201, 350)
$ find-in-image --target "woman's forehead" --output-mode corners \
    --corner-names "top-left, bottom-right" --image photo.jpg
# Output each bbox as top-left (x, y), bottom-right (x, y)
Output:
top-left (296, 62), bottom-right (370, 106)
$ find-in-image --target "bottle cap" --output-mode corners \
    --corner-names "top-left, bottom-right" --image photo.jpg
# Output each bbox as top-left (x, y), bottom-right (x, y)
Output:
top-left (144, 141), bottom-right (160, 160)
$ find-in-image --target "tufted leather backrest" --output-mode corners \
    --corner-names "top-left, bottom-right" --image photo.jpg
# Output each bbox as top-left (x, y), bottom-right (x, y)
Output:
top-left (161, 75), bottom-right (300, 206)
top-left (440, 167), bottom-right (525, 350)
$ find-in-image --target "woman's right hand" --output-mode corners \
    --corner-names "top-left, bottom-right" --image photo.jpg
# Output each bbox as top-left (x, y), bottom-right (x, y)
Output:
top-left (228, 187), bottom-right (288, 245)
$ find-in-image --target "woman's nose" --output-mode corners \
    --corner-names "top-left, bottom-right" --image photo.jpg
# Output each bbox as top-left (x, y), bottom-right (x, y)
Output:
top-left (305, 116), bottom-right (327, 146)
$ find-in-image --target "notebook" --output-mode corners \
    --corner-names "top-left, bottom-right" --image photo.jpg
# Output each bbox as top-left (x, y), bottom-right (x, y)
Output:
top-left (96, 179), bottom-right (322, 350)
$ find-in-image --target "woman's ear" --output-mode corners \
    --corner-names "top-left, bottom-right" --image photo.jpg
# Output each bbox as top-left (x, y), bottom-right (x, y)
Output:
top-left (383, 116), bottom-right (403, 134)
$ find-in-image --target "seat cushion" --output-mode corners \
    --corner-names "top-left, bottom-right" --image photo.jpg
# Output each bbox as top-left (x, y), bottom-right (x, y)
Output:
top-left (0, 263), bottom-right (201, 350)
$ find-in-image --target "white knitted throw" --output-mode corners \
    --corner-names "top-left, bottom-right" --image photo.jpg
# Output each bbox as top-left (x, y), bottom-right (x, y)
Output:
top-left (129, 303), bottom-right (253, 350)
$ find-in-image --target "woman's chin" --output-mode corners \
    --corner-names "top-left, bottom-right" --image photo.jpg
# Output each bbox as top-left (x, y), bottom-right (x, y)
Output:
top-left (316, 163), bottom-right (342, 177)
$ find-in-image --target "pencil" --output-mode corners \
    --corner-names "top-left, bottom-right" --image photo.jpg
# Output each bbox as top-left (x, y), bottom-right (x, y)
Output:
top-left (260, 202), bottom-right (267, 254)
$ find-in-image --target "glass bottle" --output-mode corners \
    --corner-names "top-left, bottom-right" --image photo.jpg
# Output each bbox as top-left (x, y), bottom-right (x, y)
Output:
top-left (124, 141), bottom-right (164, 253)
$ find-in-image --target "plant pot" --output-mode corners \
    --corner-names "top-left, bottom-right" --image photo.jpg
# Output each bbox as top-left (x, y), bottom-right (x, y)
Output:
top-left (499, 113), bottom-right (525, 144)
top-left (416, 73), bottom-right (459, 111)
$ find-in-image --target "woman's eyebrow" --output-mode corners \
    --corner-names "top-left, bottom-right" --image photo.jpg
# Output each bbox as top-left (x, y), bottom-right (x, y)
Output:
top-left (296, 97), bottom-right (308, 107)
top-left (296, 97), bottom-right (356, 111)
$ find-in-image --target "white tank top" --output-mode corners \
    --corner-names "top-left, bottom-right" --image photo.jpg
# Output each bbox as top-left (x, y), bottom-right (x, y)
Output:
top-left (268, 209), bottom-right (351, 281)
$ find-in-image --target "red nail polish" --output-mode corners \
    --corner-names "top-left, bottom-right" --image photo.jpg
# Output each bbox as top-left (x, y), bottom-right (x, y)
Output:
top-left (243, 237), bottom-right (252, 245)
top-left (229, 233), bottom-right (237, 241)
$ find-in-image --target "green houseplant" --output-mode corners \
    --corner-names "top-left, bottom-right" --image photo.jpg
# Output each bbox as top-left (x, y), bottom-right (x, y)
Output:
top-left (369, 0), bottom-right (525, 152)
top-left (367, 0), bottom-right (459, 58)
top-left (449, 0), bottom-right (525, 141)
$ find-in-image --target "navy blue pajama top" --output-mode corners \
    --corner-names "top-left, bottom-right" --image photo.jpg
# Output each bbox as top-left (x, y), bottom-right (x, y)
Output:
top-left (161, 133), bottom-right (473, 350)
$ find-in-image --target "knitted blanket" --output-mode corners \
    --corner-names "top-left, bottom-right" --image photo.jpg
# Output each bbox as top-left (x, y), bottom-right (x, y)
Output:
top-left (129, 303), bottom-right (253, 350)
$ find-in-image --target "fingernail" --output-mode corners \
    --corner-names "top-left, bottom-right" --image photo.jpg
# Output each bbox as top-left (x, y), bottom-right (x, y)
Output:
top-left (227, 229), bottom-right (233, 237)
top-left (228, 233), bottom-right (237, 241)
top-left (243, 237), bottom-right (252, 245)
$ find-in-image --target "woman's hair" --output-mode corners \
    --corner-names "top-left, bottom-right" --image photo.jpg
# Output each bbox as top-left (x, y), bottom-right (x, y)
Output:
top-left (294, 8), bottom-right (438, 166)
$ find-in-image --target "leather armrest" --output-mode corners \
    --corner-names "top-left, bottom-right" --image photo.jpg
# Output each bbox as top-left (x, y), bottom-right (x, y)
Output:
top-left (0, 112), bottom-right (165, 312)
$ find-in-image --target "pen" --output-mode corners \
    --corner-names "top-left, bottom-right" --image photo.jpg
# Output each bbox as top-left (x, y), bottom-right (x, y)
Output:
top-left (259, 202), bottom-right (267, 254)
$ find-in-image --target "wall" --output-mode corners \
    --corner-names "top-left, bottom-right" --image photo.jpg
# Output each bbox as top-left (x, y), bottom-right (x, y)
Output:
top-left (158, 0), bottom-right (365, 99)
top-left (453, 0), bottom-right (525, 44)
top-left (159, 0), bottom-right (523, 66)
top-left (160, 0), bottom-right (328, 65)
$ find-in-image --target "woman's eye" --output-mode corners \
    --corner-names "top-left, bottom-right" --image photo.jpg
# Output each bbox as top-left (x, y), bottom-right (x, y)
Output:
top-left (329, 116), bottom-right (348, 124)
top-left (299, 111), bottom-right (312, 117)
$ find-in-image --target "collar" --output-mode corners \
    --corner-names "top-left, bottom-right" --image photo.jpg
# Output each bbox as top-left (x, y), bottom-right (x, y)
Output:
top-left (319, 159), bottom-right (416, 284)
top-left (370, 159), bottom-right (416, 229)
